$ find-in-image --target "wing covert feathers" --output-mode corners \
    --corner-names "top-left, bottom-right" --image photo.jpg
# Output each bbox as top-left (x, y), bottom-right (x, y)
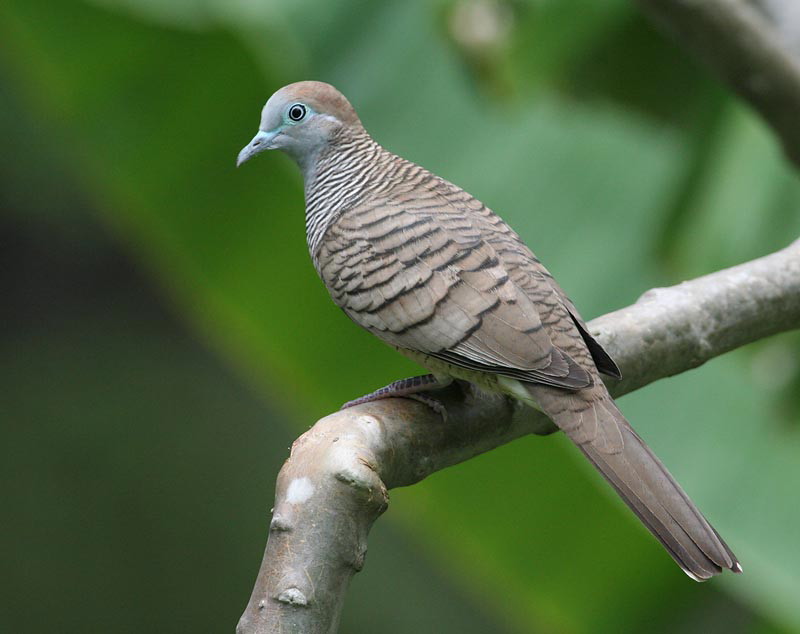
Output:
top-left (317, 177), bottom-right (598, 390)
top-left (528, 383), bottom-right (741, 580)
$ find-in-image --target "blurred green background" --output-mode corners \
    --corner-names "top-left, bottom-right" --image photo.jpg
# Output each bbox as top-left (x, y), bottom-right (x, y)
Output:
top-left (2, 1), bottom-right (800, 632)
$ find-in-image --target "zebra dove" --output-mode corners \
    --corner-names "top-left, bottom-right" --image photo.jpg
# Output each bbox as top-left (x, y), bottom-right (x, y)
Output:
top-left (237, 81), bottom-right (741, 580)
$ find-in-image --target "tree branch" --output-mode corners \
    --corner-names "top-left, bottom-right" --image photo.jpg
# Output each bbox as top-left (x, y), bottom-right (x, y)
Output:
top-left (635, 0), bottom-right (800, 169)
top-left (237, 239), bottom-right (800, 634)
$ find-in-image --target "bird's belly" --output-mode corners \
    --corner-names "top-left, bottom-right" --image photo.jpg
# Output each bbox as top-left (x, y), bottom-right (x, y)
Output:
top-left (396, 347), bottom-right (540, 409)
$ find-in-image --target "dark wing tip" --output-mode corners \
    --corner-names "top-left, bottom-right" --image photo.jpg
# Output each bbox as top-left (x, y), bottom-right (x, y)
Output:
top-left (568, 312), bottom-right (622, 379)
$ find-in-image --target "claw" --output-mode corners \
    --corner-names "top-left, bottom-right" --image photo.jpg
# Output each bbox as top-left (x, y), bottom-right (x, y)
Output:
top-left (341, 374), bottom-right (452, 420)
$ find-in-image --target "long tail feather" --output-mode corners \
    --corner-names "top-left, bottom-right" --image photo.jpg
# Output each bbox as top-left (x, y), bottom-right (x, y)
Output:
top-left (527, 383), bottom-right (741, 580)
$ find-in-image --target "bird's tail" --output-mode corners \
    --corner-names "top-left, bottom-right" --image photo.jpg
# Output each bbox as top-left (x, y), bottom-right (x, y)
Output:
top-left (526, 382), bottom-right (741, 580)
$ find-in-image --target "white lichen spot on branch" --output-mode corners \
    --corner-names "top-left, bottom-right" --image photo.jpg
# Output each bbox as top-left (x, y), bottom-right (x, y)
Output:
top-left (285, 477), bottom-right (314, 505)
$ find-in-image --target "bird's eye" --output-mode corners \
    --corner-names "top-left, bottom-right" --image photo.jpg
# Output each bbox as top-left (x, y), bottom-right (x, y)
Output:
top-left (288, 104), bottom-right (307, 122)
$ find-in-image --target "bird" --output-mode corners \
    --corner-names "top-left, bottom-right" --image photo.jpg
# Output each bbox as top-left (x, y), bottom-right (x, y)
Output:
top-left (237, 80), bottom-right (741, 580)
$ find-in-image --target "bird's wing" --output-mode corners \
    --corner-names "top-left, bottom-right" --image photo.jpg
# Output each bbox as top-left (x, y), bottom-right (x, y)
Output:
top-left (316, 181), bottom-right (595, 389)
top-left (489, 225), bottom-right (622, 379)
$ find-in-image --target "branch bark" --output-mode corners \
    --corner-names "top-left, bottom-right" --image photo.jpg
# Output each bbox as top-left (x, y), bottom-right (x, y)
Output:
top-left (635, 0), bottom-right (800, 170)
top-left (237, 239), bottom-right (800, 634)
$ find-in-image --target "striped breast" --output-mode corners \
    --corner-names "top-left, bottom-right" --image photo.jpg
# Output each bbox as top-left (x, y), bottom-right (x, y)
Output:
top-left (310, 144), bottom-right (615, 390)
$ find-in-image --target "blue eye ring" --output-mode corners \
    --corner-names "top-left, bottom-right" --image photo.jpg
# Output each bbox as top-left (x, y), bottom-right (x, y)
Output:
top-left (288, 103), bottom-right (307, 122)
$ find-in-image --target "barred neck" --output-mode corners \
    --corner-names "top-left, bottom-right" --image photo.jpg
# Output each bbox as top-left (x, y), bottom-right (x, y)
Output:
top-left (303, 128), bottom-right (385, 259)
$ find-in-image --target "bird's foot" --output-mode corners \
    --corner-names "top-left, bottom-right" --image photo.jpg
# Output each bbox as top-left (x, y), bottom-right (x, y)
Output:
top-left (341, 374), bottom-right (453, 421)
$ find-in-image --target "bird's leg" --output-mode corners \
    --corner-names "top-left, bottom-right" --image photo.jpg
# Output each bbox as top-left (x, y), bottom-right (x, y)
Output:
top-left (341, 374), bottom-right (453, 420)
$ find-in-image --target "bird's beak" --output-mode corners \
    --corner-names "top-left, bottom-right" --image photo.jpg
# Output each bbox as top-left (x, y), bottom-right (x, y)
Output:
top-left (236, 130), bottom-right (278, 167)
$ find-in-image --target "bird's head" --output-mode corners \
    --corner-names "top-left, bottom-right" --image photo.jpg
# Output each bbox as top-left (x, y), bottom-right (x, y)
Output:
top-left (236, 81), bottom-right (363, 170)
